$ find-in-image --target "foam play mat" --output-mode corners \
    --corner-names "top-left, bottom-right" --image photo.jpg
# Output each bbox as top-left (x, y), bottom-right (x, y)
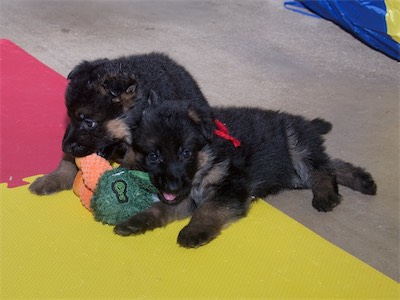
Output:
top-left (1, 39), bottom-right (399, 298)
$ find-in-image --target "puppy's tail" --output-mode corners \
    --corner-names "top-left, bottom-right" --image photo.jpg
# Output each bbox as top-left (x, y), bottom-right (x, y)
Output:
top-left (311, 118), bottom-right (332, 135)
top-left (331, 159), bottom-right (377, 195)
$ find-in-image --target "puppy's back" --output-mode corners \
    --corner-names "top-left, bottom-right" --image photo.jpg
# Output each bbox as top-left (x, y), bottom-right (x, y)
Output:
top-left (118, 53), bottom-right (207, 103)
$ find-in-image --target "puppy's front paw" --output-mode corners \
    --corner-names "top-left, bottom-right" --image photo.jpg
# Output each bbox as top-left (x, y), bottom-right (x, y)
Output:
top-left (177, 225), bottom-right (218, 248)
top-left (114, 223), bottom-right (140, 236)
top-left (114, 213), bottom-right (161, 236)
top-left (29, 176), bottom-right (65, 195)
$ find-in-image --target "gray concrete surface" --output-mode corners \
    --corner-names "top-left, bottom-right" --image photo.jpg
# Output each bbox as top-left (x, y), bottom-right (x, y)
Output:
top-left (1, 0), bottom-right (399, 282)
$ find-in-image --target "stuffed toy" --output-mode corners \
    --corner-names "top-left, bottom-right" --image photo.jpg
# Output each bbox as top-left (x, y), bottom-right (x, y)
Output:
top-left (73, 153), bottom-right (159, 225)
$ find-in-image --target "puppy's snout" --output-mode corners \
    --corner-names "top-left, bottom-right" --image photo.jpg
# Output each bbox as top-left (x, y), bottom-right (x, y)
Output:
top-left (64, 142), bottom-right (93, 157)
top-left (164, 171), bottom-right (187, 194)
top-left (166, 180), bottom-right (180, 193)
top-left (62, 123), bottom-right (92, 157)
top-left (62, 141), bottom-right (75, 154)
top-left (162, 164), bottom-right (188, 193)
top-left (62, 140), bottom-right (81, 155)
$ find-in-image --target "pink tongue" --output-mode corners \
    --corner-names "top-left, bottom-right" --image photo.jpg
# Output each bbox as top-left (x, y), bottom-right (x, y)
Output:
top-left (163, 193), bottom-right (177, 201)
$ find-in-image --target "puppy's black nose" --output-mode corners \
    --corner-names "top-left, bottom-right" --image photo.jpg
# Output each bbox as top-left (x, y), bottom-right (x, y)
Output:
top-left (166, 181), bottom-right (180, 194)
top-left (62, 142), bottom-right (90, 157)
top-left (62, 142), bottom-right (76, 154)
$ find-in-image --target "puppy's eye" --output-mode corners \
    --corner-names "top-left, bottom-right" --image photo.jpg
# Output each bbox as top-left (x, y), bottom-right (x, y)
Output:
top-left (85, 119), bottom-right (97, 129)
top-left (181, 149), bottom-right (192, 159)
top-left (78, 113), bottom-right (97, 130)
top-left (109, 90), bottom-right (118, 97)
top-left (148, 151), bottom-right (160, 163)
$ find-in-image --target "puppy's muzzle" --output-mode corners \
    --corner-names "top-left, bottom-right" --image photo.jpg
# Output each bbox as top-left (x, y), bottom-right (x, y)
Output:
top-left (62, 124), bottom-right (92, 157)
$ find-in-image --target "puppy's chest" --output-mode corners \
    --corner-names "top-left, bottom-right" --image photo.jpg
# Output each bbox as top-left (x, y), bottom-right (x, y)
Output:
top-left (189, 185), bottom-right (206, 207)
top-left (189, 159), bottom-right (230, 206)
top-left (189, 173), bottom-right (213, 207)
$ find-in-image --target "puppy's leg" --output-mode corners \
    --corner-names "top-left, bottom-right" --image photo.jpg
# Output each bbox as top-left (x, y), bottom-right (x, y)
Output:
top-left (331, 158), bottom-right (377, 195)
top-left (29, 153), bottom-right (77, 195)
top-left (310, 169), bottom-right (341, 212)
top-left (177, 200), bottom-right (250, 248)
top-left (114, 200), bottom-right (194, 236)
top-left (177, 168), bottom-right (251, 248)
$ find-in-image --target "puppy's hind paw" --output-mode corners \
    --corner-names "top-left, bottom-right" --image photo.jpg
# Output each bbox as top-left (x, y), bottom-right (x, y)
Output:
top-left (355, 172), bottom-right (377, 195)
top-left (312, 193), bottom-right (342, 212)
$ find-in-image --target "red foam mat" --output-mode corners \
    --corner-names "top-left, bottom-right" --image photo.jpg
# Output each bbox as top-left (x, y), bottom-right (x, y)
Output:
top-left (0, 39), bottom-right (67, 187)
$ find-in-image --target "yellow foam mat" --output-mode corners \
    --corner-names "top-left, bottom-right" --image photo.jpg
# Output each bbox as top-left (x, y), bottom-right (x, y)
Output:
top-left (1, 176), bottom-right (398, 299)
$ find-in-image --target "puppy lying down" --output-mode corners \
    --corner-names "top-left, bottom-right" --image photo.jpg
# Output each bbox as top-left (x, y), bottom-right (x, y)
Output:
top-left (114, 97), bottom-right (376, 248)
top-left (29, 53), bottom-right (209, 195)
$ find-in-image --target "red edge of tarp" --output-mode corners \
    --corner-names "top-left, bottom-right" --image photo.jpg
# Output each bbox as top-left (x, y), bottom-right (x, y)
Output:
top-left (0, 39), bottom-right (68, 188)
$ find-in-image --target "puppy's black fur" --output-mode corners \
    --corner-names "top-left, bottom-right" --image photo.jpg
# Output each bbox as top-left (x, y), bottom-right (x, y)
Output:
top-left (62, 53), bottom-right (207, 157)
top-left (114, 99), bottom-right (377, 248)
top-left (29, 53), bottom-right (209, 195)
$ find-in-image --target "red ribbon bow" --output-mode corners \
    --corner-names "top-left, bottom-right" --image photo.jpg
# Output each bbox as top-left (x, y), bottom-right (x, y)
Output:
top-left (214, 119), bottom-right (241, 148)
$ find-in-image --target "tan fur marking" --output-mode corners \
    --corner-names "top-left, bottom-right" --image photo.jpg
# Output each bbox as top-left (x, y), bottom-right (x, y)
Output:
top-left (197, 150), bottom-right (209, 168)
top-left (106, 119), bottom-right (132, 144)
top-left (188, 109), bottom-right (201, 124)
top-left (202, 163), bottom-right (227, 186)
top-left (119, 92), bottom-right (135, 112)
top-left (119, 148), bottom-right (139, 169)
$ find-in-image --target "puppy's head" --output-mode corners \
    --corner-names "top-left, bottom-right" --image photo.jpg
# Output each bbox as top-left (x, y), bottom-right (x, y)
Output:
top-left (62, 59), bottom-right (140, 157)
top-left (134, 95), bottom-right (214, 204)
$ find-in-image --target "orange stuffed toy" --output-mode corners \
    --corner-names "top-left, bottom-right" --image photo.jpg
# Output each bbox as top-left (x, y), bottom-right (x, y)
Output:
top-left (72, 153), bottom-right (113, 210)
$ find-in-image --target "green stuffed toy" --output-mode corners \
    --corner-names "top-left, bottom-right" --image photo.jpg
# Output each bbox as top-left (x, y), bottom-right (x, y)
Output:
top-left (73, 153), bottom-right (158, 225)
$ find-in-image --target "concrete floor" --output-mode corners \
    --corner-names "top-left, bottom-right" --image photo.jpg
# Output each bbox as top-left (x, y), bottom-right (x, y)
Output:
top-left (1, 0), bottom-right (399, 282)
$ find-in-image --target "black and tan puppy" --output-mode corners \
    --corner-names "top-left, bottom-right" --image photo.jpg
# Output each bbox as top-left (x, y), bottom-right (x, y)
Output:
top-left (114, 98), bottom-right (377, 248)
top-left (29, 53), bottom-right (208, 195)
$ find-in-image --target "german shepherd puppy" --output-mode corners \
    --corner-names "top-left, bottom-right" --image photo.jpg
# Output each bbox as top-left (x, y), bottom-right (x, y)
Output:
top-left (114, 97), bottom-right (377, 248)
top-left (29, 53), bottom-right (208, 195)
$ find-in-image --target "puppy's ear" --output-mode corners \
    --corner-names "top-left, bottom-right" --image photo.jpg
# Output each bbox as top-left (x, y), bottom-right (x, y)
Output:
top-left (99, 75), bottom-right (137, 113)
top-left (147, 90), bottom-right (160, 106)
top-left (142, 90), bottom-right (160, 120)
top-left (67, 59), bottom-right (108, 80)
top-left (187, 103), bottom-right (214, 142)
top-left (109, 77), bottom-right (137, 104)
top-left (125, 82), bottom-right (137, 95)
top-left (101, 75), bottom-right (136, 99)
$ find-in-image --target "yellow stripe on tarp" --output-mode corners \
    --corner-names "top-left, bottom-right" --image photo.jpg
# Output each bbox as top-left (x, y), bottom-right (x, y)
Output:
top-left (1, 176), bottom-right (399, 299)
top-left (386, 0), bottom-right (400, 42)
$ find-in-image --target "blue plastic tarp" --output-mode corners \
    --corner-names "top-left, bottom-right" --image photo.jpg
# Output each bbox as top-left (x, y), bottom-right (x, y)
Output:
top-left (291, 0), bottom-right (400, 60)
